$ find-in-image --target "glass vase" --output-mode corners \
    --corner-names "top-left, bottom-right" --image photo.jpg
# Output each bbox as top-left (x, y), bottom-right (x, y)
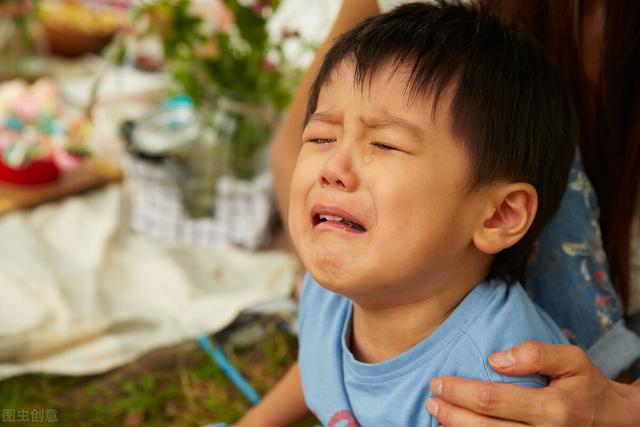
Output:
top-left (169, 98), bottom-right (274, 219)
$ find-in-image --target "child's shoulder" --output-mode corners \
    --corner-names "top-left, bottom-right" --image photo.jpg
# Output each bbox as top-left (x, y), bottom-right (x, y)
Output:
top-left (463, 280), bottom-right (568, 347)
top-left (445, 280), bottom-right (568, 385)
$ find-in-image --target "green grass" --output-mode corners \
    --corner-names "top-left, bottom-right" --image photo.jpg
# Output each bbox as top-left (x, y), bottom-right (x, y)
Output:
top-left (0, 317), bottom-right (317, 426)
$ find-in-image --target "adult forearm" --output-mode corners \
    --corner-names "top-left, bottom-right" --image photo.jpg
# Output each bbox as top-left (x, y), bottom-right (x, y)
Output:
top-left (234, 362), bottom-right (308, 427)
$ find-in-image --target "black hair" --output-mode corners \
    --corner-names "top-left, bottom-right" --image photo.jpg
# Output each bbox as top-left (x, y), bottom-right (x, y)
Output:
top-left (305, 1), bottom-right (577, 284)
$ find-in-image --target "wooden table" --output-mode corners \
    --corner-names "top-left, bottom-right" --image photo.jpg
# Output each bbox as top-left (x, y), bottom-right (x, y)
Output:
top-left (0, 158), bottom-right (122, 215)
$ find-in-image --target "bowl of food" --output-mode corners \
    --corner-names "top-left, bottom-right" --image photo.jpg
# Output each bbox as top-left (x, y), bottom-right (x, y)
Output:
top-left (37, 0), bottom-right (127, 57)
top-left (0, 79), bottom-right (91, 186)
top-left (0, 157), bottom-right (60, 185)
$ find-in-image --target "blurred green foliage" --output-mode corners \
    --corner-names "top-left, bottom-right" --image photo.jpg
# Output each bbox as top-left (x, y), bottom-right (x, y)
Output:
top-left (126, 0), bottom-right (304, 179)
top-left (137, 0), bottom-right (298, 109)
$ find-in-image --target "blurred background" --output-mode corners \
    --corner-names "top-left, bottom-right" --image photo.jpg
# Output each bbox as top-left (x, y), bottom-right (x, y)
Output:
top-left (0, 0), bottom-right (341, 425)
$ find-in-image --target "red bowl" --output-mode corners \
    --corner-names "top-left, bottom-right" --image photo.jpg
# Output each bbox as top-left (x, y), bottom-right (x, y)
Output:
top-left (0, 158), bottom-right (60, 185)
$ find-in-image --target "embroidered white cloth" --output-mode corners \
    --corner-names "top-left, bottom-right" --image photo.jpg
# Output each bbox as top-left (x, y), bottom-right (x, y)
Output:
top-left (0, 184), bottom-right (297, 379)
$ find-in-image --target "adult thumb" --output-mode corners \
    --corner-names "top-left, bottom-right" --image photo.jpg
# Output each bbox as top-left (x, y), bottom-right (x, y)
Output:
top-left (488, 341), bottom-right (589, 378)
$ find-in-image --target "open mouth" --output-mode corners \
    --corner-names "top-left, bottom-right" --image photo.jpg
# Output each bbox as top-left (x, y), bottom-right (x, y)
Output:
top-left (312, 213), bottom-right (367, 232)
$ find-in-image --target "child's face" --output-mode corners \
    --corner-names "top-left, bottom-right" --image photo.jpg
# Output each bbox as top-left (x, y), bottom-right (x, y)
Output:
top-left (289, 61), bottom-right (491, 306)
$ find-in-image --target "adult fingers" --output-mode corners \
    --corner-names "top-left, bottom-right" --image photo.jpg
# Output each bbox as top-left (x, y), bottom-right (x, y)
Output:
top-left (426, 396), bottom-right (527, 427)
top-left (487, 342), bottom-right (591, 378)
top-left (430, 376), bottom-right (544, 422)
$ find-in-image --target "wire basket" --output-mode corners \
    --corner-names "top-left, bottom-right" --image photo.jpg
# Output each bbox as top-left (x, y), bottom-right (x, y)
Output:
top-left (122, 151), bottom-right (275, 250)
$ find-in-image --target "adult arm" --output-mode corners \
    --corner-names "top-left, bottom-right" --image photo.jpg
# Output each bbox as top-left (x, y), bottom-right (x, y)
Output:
top-left (426, 342), bottom-right (640, 427)
top-left (234, 362), bottom-right (309, 427)
top-left (270, 0), bottom-right (380, 233)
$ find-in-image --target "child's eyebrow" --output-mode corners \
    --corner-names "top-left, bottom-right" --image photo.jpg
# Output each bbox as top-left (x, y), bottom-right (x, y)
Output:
top-left (362, 115), bottom-right (424, 139)
top-left (308, 111), bottom-right (424, 139)
top-left (308, 111), bottom-right (343, 125)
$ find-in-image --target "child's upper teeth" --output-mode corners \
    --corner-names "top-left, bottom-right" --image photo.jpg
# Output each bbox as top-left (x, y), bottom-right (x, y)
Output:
top-left (320, 214), bottom-right (343, 222)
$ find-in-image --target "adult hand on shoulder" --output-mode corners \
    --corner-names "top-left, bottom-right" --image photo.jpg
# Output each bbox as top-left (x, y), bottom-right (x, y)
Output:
top-left (425, 341), bottom-right (640, 427)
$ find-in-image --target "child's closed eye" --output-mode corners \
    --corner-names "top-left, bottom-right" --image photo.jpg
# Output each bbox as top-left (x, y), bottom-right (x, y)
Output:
top-left (370, 142), bottom-right (398, 151)
top-left (306, 138), bottom-right (336, 144)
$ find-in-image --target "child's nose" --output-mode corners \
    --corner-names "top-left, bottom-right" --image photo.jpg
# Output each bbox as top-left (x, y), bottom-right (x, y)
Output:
top-left (318, 150), bottom-right (358, 191)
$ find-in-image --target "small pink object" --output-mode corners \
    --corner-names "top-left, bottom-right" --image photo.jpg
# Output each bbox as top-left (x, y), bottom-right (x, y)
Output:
top-left (562, 328), bottom-right (577, 340)
top-left (261, 58), bottom-right (276, 71)
top-left (12, 98), bottom-right (39, 123)
top-left (189, 0), bottom-right (235, 33)
top-left (595, 295), bottom-right (612, 307)
top-left (282, 28), bottom-right (298, 39)
top-left (53, 148), bottom-right (83, 171)
top-left (252, 3), bottom-right (267, 16)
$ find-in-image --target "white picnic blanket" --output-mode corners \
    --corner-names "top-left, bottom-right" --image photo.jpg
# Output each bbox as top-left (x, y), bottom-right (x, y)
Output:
top-left (0, 184), bottom-right (298, 379)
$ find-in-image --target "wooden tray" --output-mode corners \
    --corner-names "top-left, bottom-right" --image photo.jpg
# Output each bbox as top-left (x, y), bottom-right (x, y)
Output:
top-left (0, 158), bottom-right (122, 215)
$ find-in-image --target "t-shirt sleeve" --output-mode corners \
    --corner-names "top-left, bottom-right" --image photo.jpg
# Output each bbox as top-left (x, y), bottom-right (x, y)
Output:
top-left (449, 333), bottom-right (548, 389)
top-left (487, 371), bottom-right (547, 388)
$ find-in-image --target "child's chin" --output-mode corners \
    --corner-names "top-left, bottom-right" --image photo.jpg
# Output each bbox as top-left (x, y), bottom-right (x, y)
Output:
top-left (308, 265), bottom-right (362, 296)
top-left (306, 250), bottom-right (347, 278)
top-left (316, 277), bottom-right (355, 297)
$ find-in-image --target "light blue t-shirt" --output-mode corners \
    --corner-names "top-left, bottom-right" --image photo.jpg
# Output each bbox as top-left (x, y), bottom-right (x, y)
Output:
top-left (298, 274), bottom-right (568, 427)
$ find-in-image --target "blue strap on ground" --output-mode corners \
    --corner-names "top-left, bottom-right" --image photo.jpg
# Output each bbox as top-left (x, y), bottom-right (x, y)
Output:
top-left (197, 334), bottom-right (261, 405)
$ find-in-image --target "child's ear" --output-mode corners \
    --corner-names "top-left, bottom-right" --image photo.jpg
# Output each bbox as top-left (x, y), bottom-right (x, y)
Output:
top-left (473, 183), bottom-right (538, 255)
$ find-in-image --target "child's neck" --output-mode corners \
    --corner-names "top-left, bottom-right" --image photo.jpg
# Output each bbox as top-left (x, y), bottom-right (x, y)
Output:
top-left (350, 280), bottom-right (478, 364)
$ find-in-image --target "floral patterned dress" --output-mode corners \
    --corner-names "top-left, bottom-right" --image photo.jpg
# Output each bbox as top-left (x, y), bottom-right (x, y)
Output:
top-left (526, 157), bottom-right (640, 378)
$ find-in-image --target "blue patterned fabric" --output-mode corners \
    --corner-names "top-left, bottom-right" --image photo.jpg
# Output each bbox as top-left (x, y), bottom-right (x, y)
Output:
top-left (526, 156), bottom-right (640, 378)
